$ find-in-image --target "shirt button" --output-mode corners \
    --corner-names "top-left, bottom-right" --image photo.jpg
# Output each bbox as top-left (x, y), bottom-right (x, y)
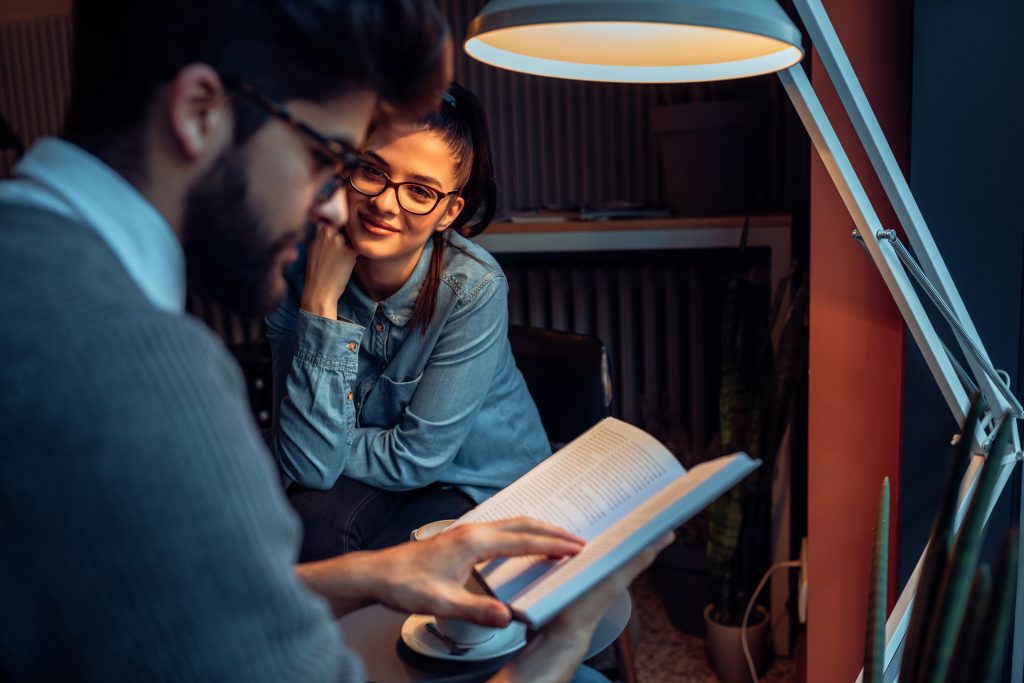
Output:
top-left (375, 322), bottom-right (384, 333)
top-left (347, 341), bottom-right (357, 351)
top-left (347, 391), bottom-right (353, 401)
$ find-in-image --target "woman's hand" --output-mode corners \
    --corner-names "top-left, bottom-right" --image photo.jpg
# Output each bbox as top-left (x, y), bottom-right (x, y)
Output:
top-left (300, 223), bottom-right (358, 320)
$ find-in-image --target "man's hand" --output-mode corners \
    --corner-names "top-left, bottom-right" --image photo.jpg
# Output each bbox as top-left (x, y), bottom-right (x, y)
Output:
top-left (371, 517), bottom-right (585, 625)
top-left (299, 222), bottom-right (358, 319)
top-left (490, 531), bottom-right (675, 683)
top-left (296, 518), bottom-right (583, 621)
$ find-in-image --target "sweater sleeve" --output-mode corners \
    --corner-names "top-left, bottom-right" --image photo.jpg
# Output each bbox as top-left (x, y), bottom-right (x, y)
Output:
top-left (0, 313), bottom-right (362, 683)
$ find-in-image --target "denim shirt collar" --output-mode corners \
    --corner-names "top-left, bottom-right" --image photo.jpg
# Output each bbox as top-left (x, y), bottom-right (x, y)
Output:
top-left (349, 237), bottom-right (436, 327)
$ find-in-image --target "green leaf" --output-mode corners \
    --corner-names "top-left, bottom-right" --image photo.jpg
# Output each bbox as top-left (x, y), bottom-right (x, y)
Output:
top-left (900, 393), bottom-right (983, 683)
top-left (864, 478), bottom-right (889, 683)
top-left (943, 565), bottom-right (990, 683)
top-left (975, 528), bottom-right (1019, 683)
top-left (918, 412), bottom-right (1013, 683)
top-left (707, 484), bottom-right (743, 572)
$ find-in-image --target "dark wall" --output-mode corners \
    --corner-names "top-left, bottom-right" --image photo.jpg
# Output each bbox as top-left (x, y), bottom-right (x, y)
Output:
top-left (901, 0), bottom-right (1024, 664)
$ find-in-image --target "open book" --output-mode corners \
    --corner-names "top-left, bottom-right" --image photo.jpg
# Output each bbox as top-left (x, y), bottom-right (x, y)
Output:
top-left (453, 417), bottom-right (759, 629)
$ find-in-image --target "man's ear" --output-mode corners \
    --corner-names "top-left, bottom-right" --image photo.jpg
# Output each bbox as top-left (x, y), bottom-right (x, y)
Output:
top-left (166, 64), bottom-right (232, 161)
top-left (437, 195), bottom-right (465, 232)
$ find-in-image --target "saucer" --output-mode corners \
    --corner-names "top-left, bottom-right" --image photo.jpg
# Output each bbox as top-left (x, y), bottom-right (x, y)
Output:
top-left (401, 614), bottom-right (527, 662)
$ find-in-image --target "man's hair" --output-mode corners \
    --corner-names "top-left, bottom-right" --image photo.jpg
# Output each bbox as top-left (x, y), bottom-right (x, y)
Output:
top-left (63, 0), bottom-right (451, 179)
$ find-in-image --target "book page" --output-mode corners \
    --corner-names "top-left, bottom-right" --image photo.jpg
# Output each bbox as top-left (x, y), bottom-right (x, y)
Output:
top-left (458, 417), bottom-right (683, 538)
top-left (456, 418), bottom-right (684, 600)
top-left (508, 453), bottom-right (759, 627)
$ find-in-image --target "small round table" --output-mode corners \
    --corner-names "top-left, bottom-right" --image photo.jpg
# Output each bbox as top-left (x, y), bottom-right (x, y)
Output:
top-left (336, 590), bottom-right (632, 683)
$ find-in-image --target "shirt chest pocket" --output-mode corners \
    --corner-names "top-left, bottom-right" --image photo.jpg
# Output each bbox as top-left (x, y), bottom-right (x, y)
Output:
top-left (357, 372), bottom-right (423, 428)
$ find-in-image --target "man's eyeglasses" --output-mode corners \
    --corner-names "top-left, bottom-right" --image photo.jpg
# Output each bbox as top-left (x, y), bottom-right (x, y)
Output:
top-left (348, 161), bottom-right (459, 215)
top-left (229, 79), bottom-right (360, 203)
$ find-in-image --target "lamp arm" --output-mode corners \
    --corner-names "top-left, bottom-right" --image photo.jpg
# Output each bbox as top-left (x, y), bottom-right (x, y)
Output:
top-left (778, 59), bottom-right (1024, 683)
top-left (876, 230), bottom-right (1023, 415)
top-left (776, 64), bottom-right (969, 424)
top-left (781, 3), bottom-right (1024, 681)
top-left (791, 0), bottom-right (1019, 424)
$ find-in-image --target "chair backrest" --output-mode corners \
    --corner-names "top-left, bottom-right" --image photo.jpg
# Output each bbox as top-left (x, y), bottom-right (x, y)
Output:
top-left (508, 325), bottom-right (613, 449)
top-left (186, 291), bottom-right (274, 436)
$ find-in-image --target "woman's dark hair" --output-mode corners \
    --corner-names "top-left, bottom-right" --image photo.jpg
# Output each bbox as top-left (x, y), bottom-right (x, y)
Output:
top-left (64, 0), bottom-right (451, 183)
top-left (407, 82), bottom-right (499, 334)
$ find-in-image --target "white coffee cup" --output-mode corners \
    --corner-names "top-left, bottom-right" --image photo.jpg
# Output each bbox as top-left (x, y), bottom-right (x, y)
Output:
top-left (433, 614), bottom-right (498, 646)
top-left (409, 519), bottom-right (457, 542)
top-left (410, 519), bottom-right (499, 646)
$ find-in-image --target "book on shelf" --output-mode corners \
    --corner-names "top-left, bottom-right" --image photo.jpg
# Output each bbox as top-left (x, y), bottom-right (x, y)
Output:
top-left (453, 416), bottom-right (759, 629)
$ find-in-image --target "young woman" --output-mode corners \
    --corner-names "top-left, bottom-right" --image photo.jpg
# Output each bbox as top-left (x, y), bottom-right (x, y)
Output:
top-left (266, 83), bottom-right (551, 561)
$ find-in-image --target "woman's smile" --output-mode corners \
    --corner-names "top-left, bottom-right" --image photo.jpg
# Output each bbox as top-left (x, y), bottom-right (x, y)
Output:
top-left (357, 211), bottom-right (401, 236)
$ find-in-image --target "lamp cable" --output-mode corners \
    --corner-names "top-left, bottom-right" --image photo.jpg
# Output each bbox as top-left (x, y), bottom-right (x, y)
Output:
top-left (742, 560), bottom-right (802, 683)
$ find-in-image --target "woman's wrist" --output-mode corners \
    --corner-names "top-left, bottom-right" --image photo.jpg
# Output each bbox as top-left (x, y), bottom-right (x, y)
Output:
top-left (300, 293), bottom-right (339, 320)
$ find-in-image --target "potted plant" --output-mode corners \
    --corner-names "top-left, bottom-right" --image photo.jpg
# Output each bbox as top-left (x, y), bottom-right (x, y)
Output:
top-left (703, 221), bottom-right (809, 682)
top-left (864, 395), bottom-right (1018, 683)
top-left (650, 77), bottom-right (773, 216)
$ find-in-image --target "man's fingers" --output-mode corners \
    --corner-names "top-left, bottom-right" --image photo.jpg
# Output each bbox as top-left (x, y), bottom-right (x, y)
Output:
top-left (460, 527), bottom-right (583, 563)
top-left (431, 592), bottom-right (512, 628)
top-left (481, 517), bottom-right (585, 544)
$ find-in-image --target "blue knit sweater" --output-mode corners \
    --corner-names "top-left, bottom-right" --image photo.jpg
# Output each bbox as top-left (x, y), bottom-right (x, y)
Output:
top-left (0, 203), bottom-right (362, 682)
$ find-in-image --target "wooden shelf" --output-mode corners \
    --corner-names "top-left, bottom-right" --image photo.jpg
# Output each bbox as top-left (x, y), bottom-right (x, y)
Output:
top-left (486, 213), bottom-right (791, 234)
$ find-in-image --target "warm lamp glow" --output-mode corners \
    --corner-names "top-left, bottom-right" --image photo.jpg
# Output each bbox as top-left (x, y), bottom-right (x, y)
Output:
top-left (465, 0), bottom-right (804, 83)
top-left (467, 22), bottom-right (802, 82)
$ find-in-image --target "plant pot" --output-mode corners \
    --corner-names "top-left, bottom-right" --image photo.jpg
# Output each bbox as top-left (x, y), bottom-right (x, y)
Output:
top-left (651, 100), bottom-right (768, 216)
top-left (703, 603), bottom-right (769, 683)
top-left (653, 541), bottom-right (712, 636)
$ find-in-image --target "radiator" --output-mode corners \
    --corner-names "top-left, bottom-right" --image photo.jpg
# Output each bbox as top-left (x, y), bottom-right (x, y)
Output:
top-left (501, 257), bottom-right (752, 466)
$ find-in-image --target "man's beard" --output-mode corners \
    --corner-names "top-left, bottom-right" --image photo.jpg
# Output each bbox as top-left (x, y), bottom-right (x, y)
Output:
top-left (182, 147), bottom-right (302, 318)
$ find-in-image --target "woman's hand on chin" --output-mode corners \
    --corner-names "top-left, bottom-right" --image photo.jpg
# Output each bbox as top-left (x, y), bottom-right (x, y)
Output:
top-left (300, 222), bottom-right (358, 319)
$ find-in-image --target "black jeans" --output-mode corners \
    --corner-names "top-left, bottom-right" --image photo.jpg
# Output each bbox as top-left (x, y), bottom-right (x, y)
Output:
top-left (288, 476), bottom-right (475, 562)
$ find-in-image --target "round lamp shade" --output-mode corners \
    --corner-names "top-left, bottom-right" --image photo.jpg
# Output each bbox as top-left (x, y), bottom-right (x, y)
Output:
top-left (465, 0), bottom-right (804, 83)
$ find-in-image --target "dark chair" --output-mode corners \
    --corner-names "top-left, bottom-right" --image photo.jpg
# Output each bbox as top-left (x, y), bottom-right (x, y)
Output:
top-left (507, 325), bottom-right (613, 449)
top-left (186, 291), bottom-right (274, 438)
top-left (507, 325), bottom-right (638, 683)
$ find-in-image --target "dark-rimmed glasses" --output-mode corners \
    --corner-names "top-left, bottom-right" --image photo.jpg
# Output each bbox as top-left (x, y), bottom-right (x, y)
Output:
top-left (348, 161), bottom-right (459, 215)
top-left (228, 79), bottom-right (360, 203)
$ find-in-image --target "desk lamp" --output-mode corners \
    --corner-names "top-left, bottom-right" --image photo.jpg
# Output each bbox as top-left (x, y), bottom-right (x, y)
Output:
top-left (464, 0), bottom-right (1023, 680)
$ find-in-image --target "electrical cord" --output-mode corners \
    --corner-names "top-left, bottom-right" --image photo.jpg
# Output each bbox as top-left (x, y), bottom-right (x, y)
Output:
top-left (742, 560), bottom-right (802, 682)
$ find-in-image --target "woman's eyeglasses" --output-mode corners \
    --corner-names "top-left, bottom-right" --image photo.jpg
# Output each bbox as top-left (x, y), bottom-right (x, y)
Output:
top-left (348, 161), bottom-right (459, 215)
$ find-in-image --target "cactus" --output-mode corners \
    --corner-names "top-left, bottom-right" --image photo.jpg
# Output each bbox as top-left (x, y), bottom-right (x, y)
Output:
top-left (863, 477), bottom-right (889, 683)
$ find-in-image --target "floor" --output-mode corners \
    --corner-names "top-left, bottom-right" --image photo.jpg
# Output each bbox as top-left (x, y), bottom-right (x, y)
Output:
top-left (601, 570), bottom-right (798, 683)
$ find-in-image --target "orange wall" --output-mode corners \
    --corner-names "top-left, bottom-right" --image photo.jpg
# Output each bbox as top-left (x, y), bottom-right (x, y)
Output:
top-left (806, 0), bottom-right (913, 680)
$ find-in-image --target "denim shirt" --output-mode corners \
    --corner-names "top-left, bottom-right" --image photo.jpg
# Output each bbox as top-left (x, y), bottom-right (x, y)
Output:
top-left (266, 231), bottom-right (551, 503)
